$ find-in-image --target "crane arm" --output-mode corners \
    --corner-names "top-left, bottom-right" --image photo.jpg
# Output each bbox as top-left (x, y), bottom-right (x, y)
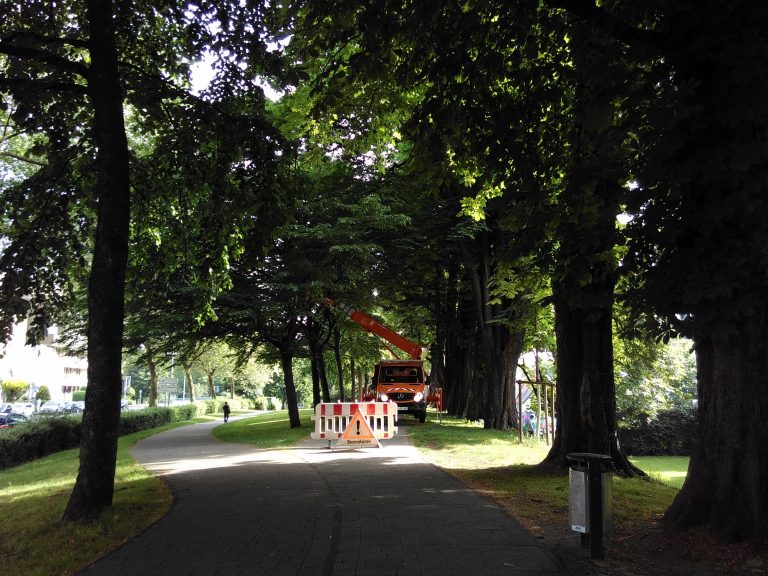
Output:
top-left (324, 299), bottom-right (428, 360)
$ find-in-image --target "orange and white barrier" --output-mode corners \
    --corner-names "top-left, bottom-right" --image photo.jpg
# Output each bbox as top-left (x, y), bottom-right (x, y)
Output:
top-left (311, 401), bottom-right (398, 448)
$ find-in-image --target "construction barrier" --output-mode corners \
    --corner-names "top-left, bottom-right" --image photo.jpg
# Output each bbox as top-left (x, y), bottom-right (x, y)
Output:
top-left (311, 401), bottom-right (398, 448)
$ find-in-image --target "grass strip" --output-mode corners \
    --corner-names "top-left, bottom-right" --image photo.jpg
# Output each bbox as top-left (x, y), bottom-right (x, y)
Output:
top-left (0, 422), bottom-right (189, 576)
top-left (409, 415), bottom-right (683, 535)
top-left (212, 408), bottom-right (314, 448)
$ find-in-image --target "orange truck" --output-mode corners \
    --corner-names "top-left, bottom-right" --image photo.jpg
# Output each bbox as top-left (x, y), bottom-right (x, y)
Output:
top-left (326, 299), bottom-right (433, 422)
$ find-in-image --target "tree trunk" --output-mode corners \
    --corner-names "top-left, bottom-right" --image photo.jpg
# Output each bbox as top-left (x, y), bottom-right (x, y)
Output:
top-left (333, 326), bottom-right (344, 401)
top-left (310, 351), bottom-right (321, 407)
top-left (148, 355), bottom-right (158, 407)
top-left (63, 0), bottom-right (130, 522)
top-left (500, 326), bottom-right (525, 429)
top-left (319, 352), bottom-right (331, 402)
top-left (663, 313), bottom-right (768, 541)
top-left (544, 280), bottom-right (637, 475)
top-left (350, 356), bottom-right (356, 401)
top-left (182, 362), bottom-right (196, 403)
top-left (459, 234), bottom-right (509, 429)
top-left (207, 372), bottom-right (216, 398)
top-left (279, 345), bottom-right (301, 428)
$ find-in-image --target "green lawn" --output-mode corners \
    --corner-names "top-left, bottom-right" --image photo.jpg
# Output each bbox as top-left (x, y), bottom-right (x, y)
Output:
top-left (212, 408), bottom-right (314, 448)
top-left (631, 455), bottom-right (690, 490)
top-left (0, 423), bottom-right (188, 576)
top-left (0, 409), bottom-right (691, 576)
top-left (408, 415), bottom-right (687, 529)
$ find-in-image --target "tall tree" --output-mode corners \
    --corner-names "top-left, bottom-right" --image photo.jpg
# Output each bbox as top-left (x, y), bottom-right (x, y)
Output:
top-left (1, 0), bottom-right (281, 519)
top-left (620, 0), bottom-right (768, 541)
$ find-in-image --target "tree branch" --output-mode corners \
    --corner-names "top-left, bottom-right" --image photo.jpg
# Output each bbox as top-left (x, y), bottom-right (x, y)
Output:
top-left (0, 151), bottom-right (46, 167)
top-left (0, 40), bottom-right (89, 78)
top-left (3, 30), bottom-right (89, 50)
top-left (0, 76), bottom-right (89, 96)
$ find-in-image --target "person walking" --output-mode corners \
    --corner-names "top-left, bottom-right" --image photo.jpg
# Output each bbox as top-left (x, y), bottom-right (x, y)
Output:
top-left (223, 402), bottom-right (231, 423)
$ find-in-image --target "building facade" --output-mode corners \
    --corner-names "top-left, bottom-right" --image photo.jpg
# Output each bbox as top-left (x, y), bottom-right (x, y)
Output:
top-left (0, 320), bottom-right (87, 403)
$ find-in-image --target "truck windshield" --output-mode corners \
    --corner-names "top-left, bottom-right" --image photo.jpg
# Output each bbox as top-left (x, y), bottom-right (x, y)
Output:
top-left (380, 367), bottom-right (423, 383)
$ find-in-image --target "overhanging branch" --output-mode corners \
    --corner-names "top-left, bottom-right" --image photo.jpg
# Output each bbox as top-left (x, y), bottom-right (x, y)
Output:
top-left (0, 40), bottom-right (89, 78)
top-left (0, 76), bottom-right (89, 96)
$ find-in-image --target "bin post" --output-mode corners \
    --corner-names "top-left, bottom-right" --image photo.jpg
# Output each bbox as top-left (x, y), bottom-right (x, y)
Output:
top-left (567, 452), bottom-right (613, 560)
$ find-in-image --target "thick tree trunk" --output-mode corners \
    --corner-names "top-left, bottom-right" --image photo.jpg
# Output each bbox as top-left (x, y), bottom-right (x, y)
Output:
top-left (279, 345), bottom-right (301, 428)
top-left (350, 356), bottom-right (356, 400)
top-left (63, 0), bottom-right (130, 522)
top-left (663, 314), bottom-right (768, 541)
top-left (459, 234), bottom-right (510, 429)
top-left (207, 373), bottom-right (216, 398)
top-left (544, 280), bottom-right (637, 475)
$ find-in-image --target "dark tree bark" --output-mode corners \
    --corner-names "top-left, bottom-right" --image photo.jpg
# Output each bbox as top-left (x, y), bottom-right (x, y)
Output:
top-left (63, 0), bottom-right (130, 521)
top-left (543, 210), bottom-right (637, 475)
top-left (278, 342), bottom-right (301, 428)
top-left (332, 326), bottom-right (344, 401)
top-left (206, 372), bottom-right (216, 398)
top-left (459, 231), bottom-right (512, 430)
top-left (545, 278), bottom-right (633, 471)
top-left (500, 326), bottom-right (525, 429)
top-left (306, 317), bottom-right (332, 405)
top-left (310, 350), bottom-right (321, 407)
top-left (663, 310), bottom-right (768, 541)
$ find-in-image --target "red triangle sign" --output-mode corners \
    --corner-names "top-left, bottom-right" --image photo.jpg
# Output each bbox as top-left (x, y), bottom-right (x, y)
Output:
top-left (338, 408), bottom-right (380, 448)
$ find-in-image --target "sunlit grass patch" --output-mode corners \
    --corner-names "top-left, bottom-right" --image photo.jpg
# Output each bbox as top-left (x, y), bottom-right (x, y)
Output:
top-left (212, 409), bottom-right (314, 448)
top-left (631, 455), bottom-right (689, 490)
top-left (0, 423), bottom-right (188, 576)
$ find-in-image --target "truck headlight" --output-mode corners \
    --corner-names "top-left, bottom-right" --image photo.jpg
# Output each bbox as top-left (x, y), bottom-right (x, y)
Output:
top-left (379, 393), bottom-right (389, 402)
top-left (414, 392), bottom-right (423, 402)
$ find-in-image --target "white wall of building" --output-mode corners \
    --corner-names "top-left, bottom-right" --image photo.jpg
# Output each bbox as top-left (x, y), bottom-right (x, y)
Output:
top-left (0, 320), bottom-right (87, 403)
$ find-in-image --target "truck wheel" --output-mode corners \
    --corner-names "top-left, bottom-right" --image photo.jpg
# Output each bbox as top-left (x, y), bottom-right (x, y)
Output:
top-left (418, 411), bottom-right (426, 423)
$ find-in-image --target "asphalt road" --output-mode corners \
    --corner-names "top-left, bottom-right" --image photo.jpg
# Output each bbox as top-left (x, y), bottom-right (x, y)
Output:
top-left (78, 414), bottom-right (566, 576)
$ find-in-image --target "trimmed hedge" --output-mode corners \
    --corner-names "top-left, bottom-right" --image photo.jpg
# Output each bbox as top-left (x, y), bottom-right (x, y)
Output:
top-left (618, 405), bottom-right (698, 456)
top-left (0, 403), bottom-right (206, 471)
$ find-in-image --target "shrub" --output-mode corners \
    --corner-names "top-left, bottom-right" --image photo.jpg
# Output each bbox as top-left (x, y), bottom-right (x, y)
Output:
top-left (0, 416), bottom-right (82, 470)
top-left (1, 380), bottom-right (30, 403)
top-left (0, 403), bottom-right (206, 471)
top-left (618, 405), bottom-right (698, 456)
top-left (36, 385), bottom-right (51, 402)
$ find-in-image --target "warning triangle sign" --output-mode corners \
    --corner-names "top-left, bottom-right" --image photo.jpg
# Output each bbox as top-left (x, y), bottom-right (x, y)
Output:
top-left (337, 408), bottom-right (381, 448)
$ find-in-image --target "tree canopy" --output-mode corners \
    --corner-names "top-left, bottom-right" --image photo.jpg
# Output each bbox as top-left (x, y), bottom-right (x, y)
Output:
top-left (2, 0), bottom-right (766, 543)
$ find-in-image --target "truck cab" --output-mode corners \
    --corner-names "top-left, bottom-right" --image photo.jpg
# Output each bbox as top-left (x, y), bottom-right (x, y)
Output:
top-left (370, 359), bottom-right (428, 422)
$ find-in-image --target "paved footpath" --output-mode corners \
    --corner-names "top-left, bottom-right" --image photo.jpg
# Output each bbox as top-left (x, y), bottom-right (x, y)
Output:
top-left (79, 414), bottom-right (566, 576)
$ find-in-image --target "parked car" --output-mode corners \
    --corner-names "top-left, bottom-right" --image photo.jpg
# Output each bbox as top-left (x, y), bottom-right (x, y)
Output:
top-left (39, 400), bottom-right (61, 414)
top-left (0, 412), bottom-right (28, 428)
top-left (62, 401), bottom-right (83, 413)
top-left (1, 403), bottom-right (12, 414)
top-left (12, 402), bottom-right (35, 417)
